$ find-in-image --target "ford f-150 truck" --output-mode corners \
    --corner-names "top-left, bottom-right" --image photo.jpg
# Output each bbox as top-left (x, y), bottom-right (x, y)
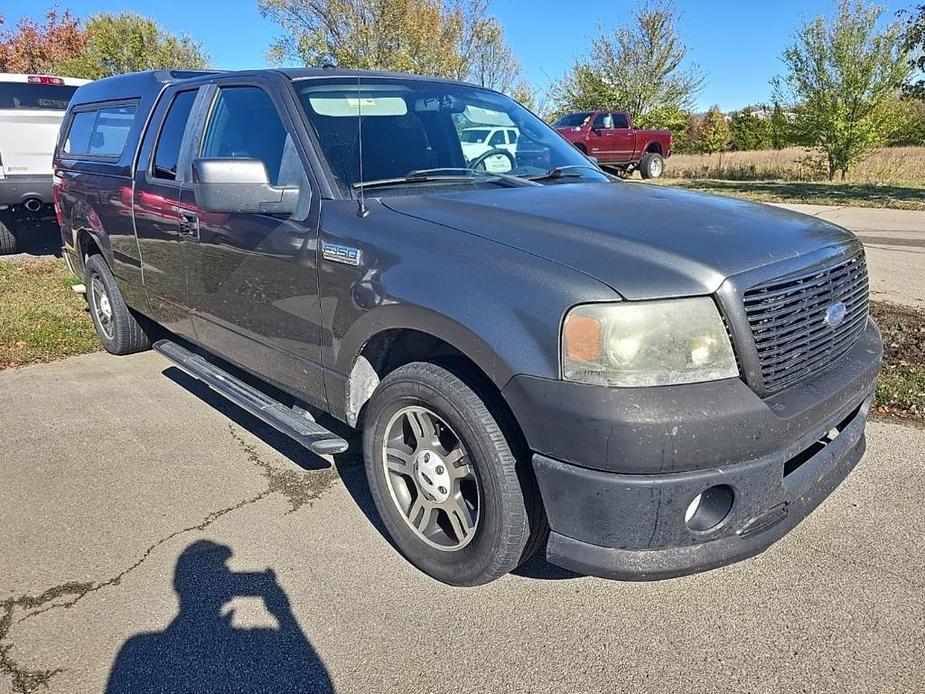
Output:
top-left (554, 110), bottom-right (671, 178)
top-left (55, 69), bottom-right (881, 586)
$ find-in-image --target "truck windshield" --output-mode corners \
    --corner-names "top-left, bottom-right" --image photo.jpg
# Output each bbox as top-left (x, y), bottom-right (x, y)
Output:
top-left (296, 78), bottom-right (609, 194)
top-left (0, 83), bottom-right (78, 111)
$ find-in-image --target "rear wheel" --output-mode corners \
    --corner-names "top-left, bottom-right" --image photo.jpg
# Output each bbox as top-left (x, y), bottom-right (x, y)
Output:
top-left (639, 152), bottom-right (664, 179)
top-left (0, 219), bottom-right (17, 255)
top-left (363, 361), bottom-right (543, 586)
top-left (85, 253), bottom-right (151, 355)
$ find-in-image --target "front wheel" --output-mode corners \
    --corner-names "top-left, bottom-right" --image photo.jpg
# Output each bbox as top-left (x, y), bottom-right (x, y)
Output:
top-left (639, 152), bottom-right (665, 179)
top-left (363, 362), bottom-right (543, 586)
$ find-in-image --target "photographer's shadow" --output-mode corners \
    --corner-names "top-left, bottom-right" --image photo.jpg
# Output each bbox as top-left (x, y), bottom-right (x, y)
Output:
top-left (106, 540), bottom-right (334, 693)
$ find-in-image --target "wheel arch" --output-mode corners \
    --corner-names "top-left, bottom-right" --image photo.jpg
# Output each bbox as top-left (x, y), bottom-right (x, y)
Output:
top-left (337, 306), bottom-right (507, 428)
top-left (644, 141), bottom-right (663, 156)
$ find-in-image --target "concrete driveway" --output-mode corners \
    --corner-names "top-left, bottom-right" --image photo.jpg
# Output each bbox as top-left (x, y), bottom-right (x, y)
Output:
top-left (775, 204), bottom-right (925, 310)
top-left (2, 349), bottom-right (924, 693)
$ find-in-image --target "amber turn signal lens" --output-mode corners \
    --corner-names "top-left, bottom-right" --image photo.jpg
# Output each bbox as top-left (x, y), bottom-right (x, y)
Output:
top-left (563, 314), bottom-right (601, 361)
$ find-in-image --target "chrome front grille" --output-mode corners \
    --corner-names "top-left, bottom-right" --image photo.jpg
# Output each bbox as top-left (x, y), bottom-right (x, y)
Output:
top-left (743, 251), bottom-right (869, 393)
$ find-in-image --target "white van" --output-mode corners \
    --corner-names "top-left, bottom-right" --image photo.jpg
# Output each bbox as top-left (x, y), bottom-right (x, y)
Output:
top-left (0, 73), bottom-right (89, 253)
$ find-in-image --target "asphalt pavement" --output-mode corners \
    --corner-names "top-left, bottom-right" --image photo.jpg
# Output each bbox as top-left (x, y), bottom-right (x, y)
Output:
top-left (775, 204), bottom-right (925, 310)
top-left (2, 203), bottom-right (924, 693)
top-left (2, 351), bottom-right (924, 693)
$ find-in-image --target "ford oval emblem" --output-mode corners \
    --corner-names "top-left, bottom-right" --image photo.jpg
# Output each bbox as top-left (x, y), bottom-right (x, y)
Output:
top-left (824, 302), bottom-right (848, 328)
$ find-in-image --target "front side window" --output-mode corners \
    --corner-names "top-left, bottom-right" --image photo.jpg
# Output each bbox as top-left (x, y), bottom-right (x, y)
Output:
top-left (201, 87), bottom-right (289, 185)
top-left (592, 112), bottom-right (613, 129)
top-left (153, 90), bottom-right (197, 180)
top-left (298, 78), bottom-right (608, 194)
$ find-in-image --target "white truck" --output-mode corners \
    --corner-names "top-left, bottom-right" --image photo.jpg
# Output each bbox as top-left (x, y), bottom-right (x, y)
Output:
top-left (0, 73), bottom-right (88, 254)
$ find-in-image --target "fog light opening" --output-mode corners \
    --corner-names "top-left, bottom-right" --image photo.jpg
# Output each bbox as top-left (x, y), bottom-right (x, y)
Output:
top-left (684, 484), bottom-right (735, 532)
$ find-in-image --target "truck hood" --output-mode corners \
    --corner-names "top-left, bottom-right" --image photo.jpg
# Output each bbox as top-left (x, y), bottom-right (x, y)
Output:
top-left (380, 182), bottom-right (858, 299)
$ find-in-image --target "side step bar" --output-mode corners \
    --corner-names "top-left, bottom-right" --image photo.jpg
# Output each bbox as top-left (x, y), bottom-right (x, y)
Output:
top-left (153, 339), bottom-right (349, 456)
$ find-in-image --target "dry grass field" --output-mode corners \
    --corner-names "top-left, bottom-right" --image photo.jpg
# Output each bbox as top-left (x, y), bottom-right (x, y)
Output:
top-left (665, 146), bottom-right (925, 184)
top-left (648, 146), bottom-right (925, 210)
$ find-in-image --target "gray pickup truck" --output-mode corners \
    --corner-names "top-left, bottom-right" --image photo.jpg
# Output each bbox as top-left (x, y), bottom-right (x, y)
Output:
top-left (55, 68), bottom-right (882, 586)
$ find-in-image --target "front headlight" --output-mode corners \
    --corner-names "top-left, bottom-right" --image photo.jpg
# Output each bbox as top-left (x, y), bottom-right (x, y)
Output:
top-left (561, 298), bottom-right (738, 387)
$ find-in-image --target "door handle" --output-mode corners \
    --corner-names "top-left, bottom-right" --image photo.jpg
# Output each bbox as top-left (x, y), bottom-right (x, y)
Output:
top-left (179, 211), bottom-right (200, 241)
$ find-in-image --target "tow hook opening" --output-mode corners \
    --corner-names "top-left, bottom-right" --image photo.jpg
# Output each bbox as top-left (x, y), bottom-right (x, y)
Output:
top-left (684, 484), bottom-right (735, 532)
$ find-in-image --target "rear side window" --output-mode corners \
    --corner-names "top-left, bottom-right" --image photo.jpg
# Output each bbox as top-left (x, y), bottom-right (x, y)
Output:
top-left (613, 113), bottom-right (630, 129)
top-left (63, 103), bottom-right (137, 158)
top-left (153, 91), bottom-right (197, 180)
top-left (201, 87), bottom-right (288, 185)
top-left (63, 111), bottom-right (96, 154)
top-left (0, 82), bottom-right (78, 110)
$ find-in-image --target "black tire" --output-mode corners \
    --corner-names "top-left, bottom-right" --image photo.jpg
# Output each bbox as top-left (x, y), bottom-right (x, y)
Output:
top-left (363, 361), bottom-right (542, 586)
top-left (639, 152), bottom-right (664, 179)
top-left (0, 219), bottom-right (17, 255)
top-left (84, 253), bottom-right (151, 355)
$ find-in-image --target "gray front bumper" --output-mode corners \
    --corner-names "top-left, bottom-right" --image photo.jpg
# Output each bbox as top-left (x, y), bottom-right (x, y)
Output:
top-left (536, 390), bottom-right (872, 580)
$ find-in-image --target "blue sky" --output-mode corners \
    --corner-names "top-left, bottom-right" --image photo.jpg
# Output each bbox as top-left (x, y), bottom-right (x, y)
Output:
top-left (2, 0), bottom-right (913, 110)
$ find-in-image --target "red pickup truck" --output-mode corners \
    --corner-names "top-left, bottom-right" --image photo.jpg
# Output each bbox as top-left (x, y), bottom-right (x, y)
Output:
top-left (553, 111), bottom-right (672, 179)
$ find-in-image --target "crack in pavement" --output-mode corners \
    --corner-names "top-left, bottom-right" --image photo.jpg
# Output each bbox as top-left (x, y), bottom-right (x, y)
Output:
top-left (0, 425), bottom-right (342, 693)
top-left (226, 424), bottom-right (341, 515)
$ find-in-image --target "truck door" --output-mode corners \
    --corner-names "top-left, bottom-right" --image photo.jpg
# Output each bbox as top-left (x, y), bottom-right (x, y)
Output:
top-left (611, 112), bottom-right (636, 161)
top-left (586, 112), bottom-right (615, 159)
top-left (182, 79), bottom-right (326, 409)
top-left (132, 85), bottom-right (203, 337)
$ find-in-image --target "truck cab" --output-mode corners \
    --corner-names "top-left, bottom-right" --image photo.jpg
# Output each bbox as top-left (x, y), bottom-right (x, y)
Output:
top-left (55, 69), bottom-right (880, 587)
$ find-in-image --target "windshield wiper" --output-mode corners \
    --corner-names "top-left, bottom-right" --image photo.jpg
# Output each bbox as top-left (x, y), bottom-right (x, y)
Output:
top-left (525, 164), bottom-right (599, 182)
top-left (353, 168), bottom-right (537, 191)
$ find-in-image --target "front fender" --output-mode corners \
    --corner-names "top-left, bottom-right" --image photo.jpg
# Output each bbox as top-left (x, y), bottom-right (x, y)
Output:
top-left (319, 199), bottom-right (618, 421)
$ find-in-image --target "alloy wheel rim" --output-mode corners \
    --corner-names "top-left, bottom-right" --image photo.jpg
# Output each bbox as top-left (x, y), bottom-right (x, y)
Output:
top-left (381, 405), bottom-right (479, 551)
top-left (90, 275), bottom-right (114, 340)
top-left (652, 157), bottom-right (663, 177)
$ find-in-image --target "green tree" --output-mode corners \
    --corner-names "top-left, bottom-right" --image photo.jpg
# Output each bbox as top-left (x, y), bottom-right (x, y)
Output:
top-left (773, 0), bottom-right (911, 180)
top-left (769, 102), bottom-right (792, 150)
top-left (696, 105), bottom-right (731, 154)
top-left (729, 105), bottom-right (772, 151)
top-left (257, 0), bottom-right (530, 99)
top-left (902, 4), bottom-right (924, 99)
top-left (61, 13), bottom-right (208, 79)
top-left (886, 96), bottom-right (925, 145)
top-left (550, 0), bottom-right (703, 129)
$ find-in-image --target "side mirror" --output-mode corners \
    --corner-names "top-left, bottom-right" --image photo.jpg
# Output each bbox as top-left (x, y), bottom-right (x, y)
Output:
top-left (191, 158), bottom-right (298, 215)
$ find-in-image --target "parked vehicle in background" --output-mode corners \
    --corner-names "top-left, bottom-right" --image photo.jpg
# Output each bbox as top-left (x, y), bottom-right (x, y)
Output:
top-left (459, 126), bottom-right (519, 171)
top-left (554, 110), bottom-right (671, 179)
top-left (56, 69), bottom-right (880, 587)
top-left (0, 73), bottom-right (89, 254)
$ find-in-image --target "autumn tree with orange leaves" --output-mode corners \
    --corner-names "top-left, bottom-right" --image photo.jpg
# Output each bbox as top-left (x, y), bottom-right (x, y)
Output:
top-left (0, 8), bottom-right (85, 75)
